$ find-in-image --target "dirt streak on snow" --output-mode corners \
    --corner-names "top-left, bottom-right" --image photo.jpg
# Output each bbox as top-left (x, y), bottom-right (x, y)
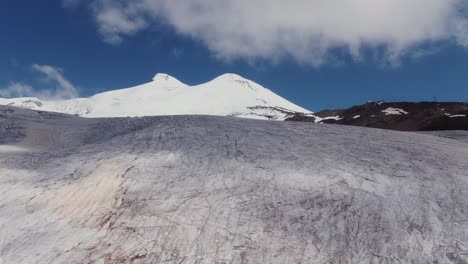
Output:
top-left (35, 160), bottom-right (131, 227)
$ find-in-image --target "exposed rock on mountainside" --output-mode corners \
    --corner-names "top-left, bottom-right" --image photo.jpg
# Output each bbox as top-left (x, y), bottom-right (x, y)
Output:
top-left (287, 101), bottom-right (468, 131)
top-left (1, 105), bottom-right (467, 263)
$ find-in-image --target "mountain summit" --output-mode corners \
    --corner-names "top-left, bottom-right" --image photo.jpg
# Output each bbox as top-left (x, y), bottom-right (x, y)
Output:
top-left (0, 73), bottom-right (311, 120)
top-left (152, 73), bottom-right (187, 87)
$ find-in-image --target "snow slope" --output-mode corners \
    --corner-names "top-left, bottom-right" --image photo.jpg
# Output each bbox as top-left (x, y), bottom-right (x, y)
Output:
top-left (1, 106), bottom-right (467, 263)
top-left (0, 73), bottom-right (312, 120)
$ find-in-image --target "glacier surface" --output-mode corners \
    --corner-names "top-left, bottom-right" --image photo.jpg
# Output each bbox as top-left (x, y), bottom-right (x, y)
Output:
top-left (0, 106), bottom-right (467, 263)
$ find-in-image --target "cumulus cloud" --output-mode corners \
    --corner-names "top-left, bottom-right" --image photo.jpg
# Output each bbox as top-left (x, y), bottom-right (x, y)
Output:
top-left (0, 64), bottom-right (79, 99)
top-left (68, 0), bottom-right (468, 66)
top-left (90, 0), bottom-right (148, 44)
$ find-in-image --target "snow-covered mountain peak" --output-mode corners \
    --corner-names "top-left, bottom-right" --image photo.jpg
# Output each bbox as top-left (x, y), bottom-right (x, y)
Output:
top-left (212, 73), bottom-right (256, 85)
top-left (209, 73), bottom-right (264, 92)
top-left (214, 73), bottom-right (248, 81)
top-left (152, 73), bottom-right (187, 87)
top-left (0, 73), bottom-right (313, 120)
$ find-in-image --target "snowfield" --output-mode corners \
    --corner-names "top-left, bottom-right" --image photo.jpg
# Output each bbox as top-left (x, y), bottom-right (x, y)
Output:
top-left (0, 73), bottom-right (312, 121)
top-left (382, 107), bottom-right (409, 115)
top-left (0, 106), bottom-right (467, 263)
top-left (449, 114), bottom-right (466, 118)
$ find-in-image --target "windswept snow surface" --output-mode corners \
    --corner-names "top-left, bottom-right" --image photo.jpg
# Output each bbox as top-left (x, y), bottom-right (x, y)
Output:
top-left (0, 73), bottom-right (311, 120)
top-left (1, 106), bottom-right (468, 263)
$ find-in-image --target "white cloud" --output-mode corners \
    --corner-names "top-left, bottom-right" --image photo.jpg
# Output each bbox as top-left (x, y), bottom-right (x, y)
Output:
top-left (62, 0), bottom-right (82, 9)
top-left (90, 0), bottom-right (148, 44)
top-left (32, 64), bottom-right (79, 99)
top-left (0, 83), bottom-right (36, 98)
top-left (0, 65), bottom-right (79, 99)
top-left (454, 18), bottom-right (468, 47)
top-left (69, 0), bottom-right (468, 66)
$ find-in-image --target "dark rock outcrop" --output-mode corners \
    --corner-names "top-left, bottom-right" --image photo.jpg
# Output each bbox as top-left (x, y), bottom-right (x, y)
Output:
top-left (287, 101), bottom-right (468, 131)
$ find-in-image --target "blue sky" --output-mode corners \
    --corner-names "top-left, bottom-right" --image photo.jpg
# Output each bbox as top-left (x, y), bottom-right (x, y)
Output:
top-left (1, 0), bottom-right (468, 111)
